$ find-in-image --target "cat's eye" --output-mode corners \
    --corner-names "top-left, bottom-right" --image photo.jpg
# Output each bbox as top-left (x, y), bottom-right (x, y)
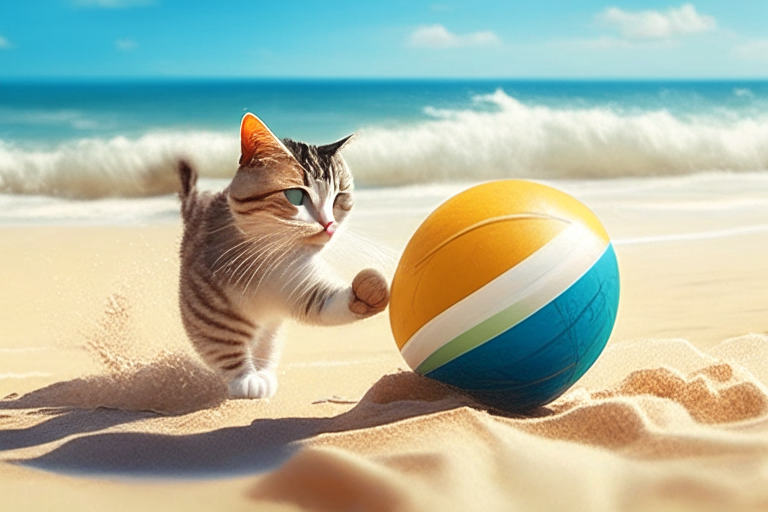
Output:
top-left (284, 189), bottom-right (305, 206)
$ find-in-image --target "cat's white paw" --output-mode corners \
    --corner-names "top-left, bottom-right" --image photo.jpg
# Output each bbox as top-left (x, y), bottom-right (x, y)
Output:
top-left (227, 370), bottom-right (278, 399)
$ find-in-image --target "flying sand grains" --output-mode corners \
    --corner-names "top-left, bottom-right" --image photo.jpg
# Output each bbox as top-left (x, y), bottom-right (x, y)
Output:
top-left (2, 292), bottom-right (227, 415)
top-left (83, 293), bottom-right (138, 373)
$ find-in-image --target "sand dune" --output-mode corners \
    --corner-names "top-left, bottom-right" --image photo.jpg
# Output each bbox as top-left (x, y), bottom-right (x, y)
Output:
top-left (250, 336), bottom-right (768, 512)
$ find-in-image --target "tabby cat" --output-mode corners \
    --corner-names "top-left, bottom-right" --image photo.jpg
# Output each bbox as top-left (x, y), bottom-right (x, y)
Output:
top-left (177, 113), bottom-right (389, 399)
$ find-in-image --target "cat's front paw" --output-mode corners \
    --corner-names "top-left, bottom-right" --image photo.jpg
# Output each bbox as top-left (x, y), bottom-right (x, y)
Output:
top-left (349, 268), bottom-right (389, 316)
top-left (227, 370), bottom-right (277, 399)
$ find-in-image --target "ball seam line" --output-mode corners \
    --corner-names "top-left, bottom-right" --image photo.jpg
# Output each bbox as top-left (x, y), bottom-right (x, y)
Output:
top-left (410, 212), bottom-right (573, 272)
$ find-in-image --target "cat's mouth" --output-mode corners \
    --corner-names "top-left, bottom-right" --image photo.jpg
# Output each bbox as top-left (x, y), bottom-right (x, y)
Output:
top-left (307, 227), bottom-right (333, 246)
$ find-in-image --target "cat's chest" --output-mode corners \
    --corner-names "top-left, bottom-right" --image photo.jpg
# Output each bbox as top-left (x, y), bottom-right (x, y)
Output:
top-left (233, 285), bottom-right (292, 321)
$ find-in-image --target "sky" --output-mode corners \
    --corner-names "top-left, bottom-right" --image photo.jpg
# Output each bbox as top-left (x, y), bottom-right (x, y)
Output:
top-left (1, 0), bottom-right (767, 79)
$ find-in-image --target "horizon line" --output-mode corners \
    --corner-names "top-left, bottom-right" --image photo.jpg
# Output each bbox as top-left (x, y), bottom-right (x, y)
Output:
top-left (2, 76), bottom-right (768, 83)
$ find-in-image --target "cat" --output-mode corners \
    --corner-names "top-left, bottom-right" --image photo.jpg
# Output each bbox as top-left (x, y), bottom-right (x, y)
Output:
top-left (177, 113), bottom-right (389, 399)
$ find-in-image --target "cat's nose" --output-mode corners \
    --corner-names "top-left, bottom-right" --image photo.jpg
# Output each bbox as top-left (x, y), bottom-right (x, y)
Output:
top-left (324, 221), bottom-right (336, 237)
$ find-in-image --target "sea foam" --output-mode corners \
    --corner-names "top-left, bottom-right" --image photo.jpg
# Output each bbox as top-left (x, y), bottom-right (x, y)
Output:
top-left (0, 131), bottom-right (237, 199)
top-left (2, 90), bottom-right (768, 199)
top-left (346, 90), bottom-right (768, 185)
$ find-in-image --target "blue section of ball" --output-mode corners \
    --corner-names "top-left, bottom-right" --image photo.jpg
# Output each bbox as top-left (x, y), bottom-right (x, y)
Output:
top-left (425, 244), bottom-right (620, 411)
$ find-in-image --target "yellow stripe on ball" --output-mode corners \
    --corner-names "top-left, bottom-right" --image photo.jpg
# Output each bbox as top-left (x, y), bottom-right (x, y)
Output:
top-left (389, 180), bottom-right (610, 351)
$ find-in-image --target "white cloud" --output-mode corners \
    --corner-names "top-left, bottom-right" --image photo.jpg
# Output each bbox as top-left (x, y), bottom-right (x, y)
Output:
top-left (0, 35), bottom-right (11, 49)
top-left (409, 24), bottom-right (500, 49)
top-left (75, 0), bottom-right (153, 8)
top-left (115, 39), bottom-right (137, 51)
top-left (734, 39), bottom-right (768, 60)
top-left (597, 3), bottom-right (716, 40)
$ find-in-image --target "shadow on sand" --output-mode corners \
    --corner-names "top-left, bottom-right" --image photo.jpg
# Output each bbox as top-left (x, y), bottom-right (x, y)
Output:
top-left (0, 370), bottom-right (486, 478)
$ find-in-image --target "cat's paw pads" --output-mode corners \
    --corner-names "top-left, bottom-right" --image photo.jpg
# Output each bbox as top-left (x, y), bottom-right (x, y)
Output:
top-left (227, 371), bottom-right (277, 399)
top-left (350, 268), bottom-right (389, 316)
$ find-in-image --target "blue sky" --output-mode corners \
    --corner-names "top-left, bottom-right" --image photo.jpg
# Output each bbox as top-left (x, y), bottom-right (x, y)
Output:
top-left (1, 0), bottom-right (767, 79)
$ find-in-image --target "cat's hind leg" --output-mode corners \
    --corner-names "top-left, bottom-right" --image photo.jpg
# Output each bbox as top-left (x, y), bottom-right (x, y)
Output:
top-left (179, 281), bottom-right (278, 399)
top-left (227, 324), bottom-right (281, 399)
top-left (227, 370), bottom-right (277, 399)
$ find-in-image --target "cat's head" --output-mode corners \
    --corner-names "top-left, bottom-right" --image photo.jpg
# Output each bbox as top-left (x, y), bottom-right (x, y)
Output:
top-left (227, 113), bottom-right (355, 249)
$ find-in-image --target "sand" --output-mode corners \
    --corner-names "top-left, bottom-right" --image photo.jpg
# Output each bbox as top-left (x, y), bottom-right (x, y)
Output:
top-left (2, 173), bottom-right (768, 511)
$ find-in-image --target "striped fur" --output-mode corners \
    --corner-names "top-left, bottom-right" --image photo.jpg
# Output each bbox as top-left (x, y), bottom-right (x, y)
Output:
top-left (177, 114), bottom-right (388, 399)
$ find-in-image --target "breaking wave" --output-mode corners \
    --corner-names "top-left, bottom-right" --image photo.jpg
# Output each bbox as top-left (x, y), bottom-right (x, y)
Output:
top-left (0, 131), bottom-right (238, 199)
top-left (2, 90), bottom-right (768, 199)
top-left (346, 90), bottom-right (768, 185)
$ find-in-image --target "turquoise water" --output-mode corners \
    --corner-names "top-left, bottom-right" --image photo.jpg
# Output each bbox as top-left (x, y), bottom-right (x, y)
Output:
top-left (1, 79), bottom-right (768, 206)
top-left (3, 79), bottom-right (768, 146)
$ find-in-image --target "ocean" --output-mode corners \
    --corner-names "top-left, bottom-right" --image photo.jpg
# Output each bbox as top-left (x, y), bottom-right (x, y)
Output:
top-left (1, 79), bottom-right (768, 224)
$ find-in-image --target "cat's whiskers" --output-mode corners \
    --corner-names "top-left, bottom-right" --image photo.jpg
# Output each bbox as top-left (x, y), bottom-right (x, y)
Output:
top-left (239, 239), bottom-right (298, 294)
top-left (211, 232), bottom-right (277, 276)
top-left (244, 242), bottom-right (301, 295)
top-left (340, 230), bottom-right (399, 267)
top-left (235, 244), bottom-right (285, 290)
top-left (229, 239), bottom-right (287, 288)
top-left (220, 236), bottom-right (275, 274)
top-left (282, 267), bottom-right (319, 304)
top-left (211, 240), bottom-right (257, 276)
top-left (215, 233), bottom-right (284, 279)
top-left (292, 275), bottom-right (326, 309)
top-left (316, 230), bottom-right (398, 281)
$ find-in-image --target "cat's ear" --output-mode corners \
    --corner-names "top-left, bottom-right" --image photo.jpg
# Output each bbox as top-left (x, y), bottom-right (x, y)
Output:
top-left (320, 134), bottom-right (356, 155)
top-left (239, 113), bottom-right (293, 167)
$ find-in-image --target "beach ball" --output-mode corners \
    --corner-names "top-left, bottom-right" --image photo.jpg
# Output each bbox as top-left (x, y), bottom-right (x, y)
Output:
top-left (389, 180), bottom-right (620, 411)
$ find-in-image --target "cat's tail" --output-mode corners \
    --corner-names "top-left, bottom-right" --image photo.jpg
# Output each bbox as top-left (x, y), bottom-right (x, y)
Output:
top-left (177, 160), bottom-right (198, 219)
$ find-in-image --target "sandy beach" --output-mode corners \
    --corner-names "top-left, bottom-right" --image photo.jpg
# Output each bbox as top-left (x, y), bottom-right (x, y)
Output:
top-left (2, 172), bottom-right (768, 511)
